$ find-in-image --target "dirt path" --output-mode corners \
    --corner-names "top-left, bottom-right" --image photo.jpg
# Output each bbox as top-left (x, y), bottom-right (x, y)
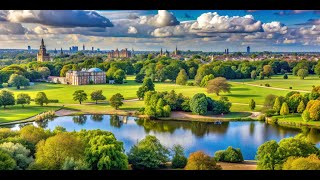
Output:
top-left (232, 81), bottom-right (309, 93)
top-left (218, 160), bottom-right (257, 170)
top-left (55, 109), bottom-right (78, 116)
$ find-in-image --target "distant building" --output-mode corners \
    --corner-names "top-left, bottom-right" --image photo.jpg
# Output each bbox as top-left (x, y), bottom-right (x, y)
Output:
top-left (83, 44), bottom-right (85, 51)
top-left (174, 45), bottom-right (178, 55)
top-left (70, 46), bottom-right (78, 52)
top-left (28, 46), bottom-right (31, 51)
top-left (92, 47), bottom-right (94, 51)
top-left (54, 48), bottom-right (57, 54)
top-left (107, 48), bottom-right (132, 58)
top-left (247, 46), bottom-right (250, 54)
top-left (37, 39), bottom-right (50, 62)
top-left (60, 48), bottom-right (63, 55)
top-left (65, 68), bottom-right (106, 85)
top-left (226, 48), bottom-right (229, 55)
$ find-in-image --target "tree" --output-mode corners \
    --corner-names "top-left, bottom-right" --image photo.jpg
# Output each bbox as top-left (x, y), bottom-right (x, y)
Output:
top-left (259, 71), bottom-right (265, 80)
top-left (249, 99), bottom-right (256, 110)
top-left (0, 150), bottom-right (16, 170)
top-left (283, 74), bottom-right (288, 79)
top-left (273, 97), bottom-right (282, 114)
top-left (20, 125), bottom-right (49, 145)
top-left (287, 94), bottom-right (304, 113)
top-left (264, 94), bottom-right (277, 108)
top-left (283, 154), bottom-right (320, 170)
top-left (0, 142), bottom-right (34, 170)
top-left (135, 73), bottom-right (145, 83)
top-left (263, 65), bottom-right (273, 78)
top-left (90, 90), bottom-right (106, 104)
top-left (200, 74), bottom-right (214, 87)
top-left (62, 157), bottom-right (90, 170)
top-left (214, 146), bottom-right (244, 163)
top-left (297, 69), bottom-right (309, 79)
top-left (34, 92), bottom-right (49, 106)
top-left (256, 136), bottom-right (320, 170)
top-left (16, 93), bottom-right (31, 107)
top-left (308, 100), bottom-right (320, 121)
top-left (155, 98), bottom-right (164, 117)
top-left (34, 133), bottom-right (85, 170)
top-left (185, 151), bottom-right (221, 170)
top-left (171, 145), bottom-right (187, 169)
top-left (136, 77), bottom-right (155, 100)
top-left (163, 105), bottom-right (171, 117)
top-left (315, 62), bottom-right (320, 77)
top-left (38, 67), bottom-right (51, 79)
top-left (189, 93), bottom-right (208, 115)
top-left (113, 69), bottom-right (126, 84)
top-left (84, 134), bottom-right (128, 170)
top-left (297, 101), bottom-right (306, 113)
top-left (206, 77), bottom-right (231, 96)
top-left (256, 140), bottom-right (279, 170)
top-left (280, 102), bottom-right (289, 116)
top-left (251, 70), bottom-right (257, 80)
top-left (109, 93), bottom-right (124, 110)
top-left (176, 69), bottom-right (188, 85)
top-left (8, 74), bottom-right (30, 89)
top-left (127, 135), bottom-right (169, 169)
top-left (0, 89), bottom-right (15, 109)
top-left (73, 90), bottom-right (87, 104)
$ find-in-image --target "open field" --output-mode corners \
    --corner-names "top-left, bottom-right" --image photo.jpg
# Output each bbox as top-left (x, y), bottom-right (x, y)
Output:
top-left (1, 74), bottom-right (316, 123)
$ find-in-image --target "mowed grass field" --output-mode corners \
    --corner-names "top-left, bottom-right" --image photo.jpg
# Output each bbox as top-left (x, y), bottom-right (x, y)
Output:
top-left (1, 74), bottom-right (316, 122)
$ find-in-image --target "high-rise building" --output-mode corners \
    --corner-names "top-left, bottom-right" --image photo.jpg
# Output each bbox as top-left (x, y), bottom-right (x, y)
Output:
top-left (60, 48), bottom-right (63, 55)
top-left (92, 47), bottom-right (94, 51)
top-left (226, 48), bottom-right (229, 55)
top-left (160, 48), bottom-right (163, 56)
top-left (83, 44), bottom-right (85, 51)
top-left (247, 46), bottom-right (250, 54)
top-left (28, 46), bottom-right (31, 51)
top-left (37, 39), bottom-right (50, 62)
top-left (54, 48), bottom-right (57, 54)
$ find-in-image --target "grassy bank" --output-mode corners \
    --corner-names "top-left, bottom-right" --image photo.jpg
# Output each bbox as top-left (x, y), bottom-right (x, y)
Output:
top-left (270, 114), bottom-right (320, 129)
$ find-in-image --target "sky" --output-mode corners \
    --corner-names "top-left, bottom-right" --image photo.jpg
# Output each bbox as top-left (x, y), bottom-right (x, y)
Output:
top-left (0, 10), bottom-right (320, 52)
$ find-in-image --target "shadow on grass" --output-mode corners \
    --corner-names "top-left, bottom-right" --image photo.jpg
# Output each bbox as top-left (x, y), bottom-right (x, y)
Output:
top-left (231, 87), bottom-right (250, 91)
top-left (226, 94), bottom-right (260, 98)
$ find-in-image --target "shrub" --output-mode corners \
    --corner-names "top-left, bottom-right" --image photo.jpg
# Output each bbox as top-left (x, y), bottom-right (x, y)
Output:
top-left (271, 117), bottom-right (278, 124)
top-left (214, 146), bottom-right (244, 163)
top-left (283, 154), bottom-right (320, 170)
top-left (265, 83), bottom-right (270, 87)
top-left (283, 74), bottom-right (288, 79)
top-left (257, 114), bottom-right (266, 121)
top-left (302, 110), bottom-right (311, 122)
top-left (35, 110), bottom-right (56, 121)
top-left (186, 82), bottom-right (194, 86)
top-left (289, 87), bottom-right (292, 89)
top-left (48, 99), bottom-right (59, 103)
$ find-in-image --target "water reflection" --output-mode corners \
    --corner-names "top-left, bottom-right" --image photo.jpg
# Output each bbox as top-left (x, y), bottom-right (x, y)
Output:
top-left (4, 114), bottom-right (320, 160)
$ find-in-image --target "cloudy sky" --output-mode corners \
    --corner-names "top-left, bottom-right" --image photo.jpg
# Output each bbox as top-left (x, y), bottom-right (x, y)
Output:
top-left (0, 10), bottom-right (320, 52)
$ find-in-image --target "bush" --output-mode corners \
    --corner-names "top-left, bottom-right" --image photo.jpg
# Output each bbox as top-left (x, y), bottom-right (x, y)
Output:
top-left (283, 74), bottom-right (288, 79)
top-left (257, 115), bottom-right (266, 121)
top-left (283, 154), bottom-right (320, 170)
top-left (35, 110), bottom-right (56, 121)
top-left (271, 117), bottom-right (278, 124)
top-left (2, 83), bottom-right (9, 88)
top-left (265, 83), bottom-right (270, 87)
top-left (171, 145), bottom-right (187, 169)
top-left (289, 87), bottom-right (292, 89)
top-left (214, 146), bottom-right (244, 163)
top-left (48, 99), bottom-right (59, 103)
top-left (186, 82), bottom-right (194, 86)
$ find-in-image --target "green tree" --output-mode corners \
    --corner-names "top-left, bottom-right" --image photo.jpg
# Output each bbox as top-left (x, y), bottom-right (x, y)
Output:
top-left (297, 101), bottom-right (306, 113)
top-left (287, 94), bottom-right (304, 113)
top-left (127, 135), bottom-right (169, 169)
top-left (283, 74), bottom-right (288, 79)
top-left (214, 146), bottom-right (244, 163)
top-left (315, 62), bottom-right (320, 77)
top-left (90, 90), bottom-right (106, 104)
top-left (136, 77), bottom-right (155, 100)
top-left (8, 74), bottom-right (30, 89)
top-left (280, 102), bottom-right (289, 116)
top-left (155, 98), bottom-right (164, 117)
top-left (206, 77), bottom-right (231, 96)
top-left (251, 70), bottom-right (257, 80)
top-left (297, 69), bottom-right (309, 79)
top-left (38, 67), bottom-right (51, 79)
top-left (302, 110), bottom-right (311, 122)
top-left (273, 97), bottom-right (282, 114)
top-left (16, 93), bottom-right (31, 107)
top-left (263, 65), bottom-right (273, 78)
top-left (113, 69), bottom-right (126, 84)
top-left (73, 90), bottom-right (87, 104)
top-left (62, 157), bottom-right (90, 170)
top-left (20, 125), bottom-right (49, 145)
top-left (176, 69), bottom-right (188, 85)
top-left (0, 89), bottom-right (15, 109)
top-left (0, 150), bottom-right (16, 170)
top-left (171, 145), bottom-right (187, 169)
top-left (109, 93), bottom-right (124, 110)
top-left (249, 99), bottom-right (256, 110)
top-left (200, 74), bottom-right (214, 87)
top-left (259, 71), bottom-right (265, 80)
top-left (162, 105), bottom-right (171, 117)
top-left (34, 133), bottom-right (85, 170)
top-left (84, 134), bottom-right (128, 170)
top-left (135, 73), bottom-right (145, 83)
top-left (0, 142), bottom-right (33, 170)
top-left (185, 151), bottom-right (221, 170)
top-left (256, 140), bottom-right (279, 170)
top-left (189, 93), bottom-right (208, 115)
top-left (283, 154), bottom-right (320, 170)
top-left (34, 92), bottom-right (49, 106)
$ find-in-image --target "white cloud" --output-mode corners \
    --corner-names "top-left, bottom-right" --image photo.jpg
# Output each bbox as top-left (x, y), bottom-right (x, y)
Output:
top-left (139, 10), bottom-right (179, 27)
top-left (0, 22), bottom-right (28, 35)
top-left (283, 38), bottom-right (296, 44)
top-left (262, 22), bottom-right (288, 34)
top-left (127, 26), bottom-right (138, 34)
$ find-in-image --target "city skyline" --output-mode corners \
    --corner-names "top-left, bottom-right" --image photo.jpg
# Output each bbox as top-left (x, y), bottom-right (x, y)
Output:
top-left (0, 10), bottom-right (320, 52)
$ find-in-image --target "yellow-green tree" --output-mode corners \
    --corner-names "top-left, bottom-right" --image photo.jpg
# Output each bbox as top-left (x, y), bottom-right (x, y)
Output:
top-left (273, 97), bottom-right (281, 114)
top-left (283, 154), bottom-right (320, 170)
top-left (185, 151), bottom-right (221, 170)
top-left (297, 101), bottom-right (306, 114)
top-left (280, 102), bottom-right (289, 116)
top-left (176, 69), bottom-right (188, 85)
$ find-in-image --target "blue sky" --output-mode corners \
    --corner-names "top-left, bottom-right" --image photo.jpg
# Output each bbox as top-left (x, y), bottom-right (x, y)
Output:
top-left (0, 10), bottom-right (320, 52)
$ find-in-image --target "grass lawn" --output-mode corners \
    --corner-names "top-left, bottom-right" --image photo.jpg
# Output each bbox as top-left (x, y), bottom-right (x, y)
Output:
top-left (274, 114), bottom-right (320, 128)
top-left (231, 74), bottom-right (320, 91)
top-left (0, 103), bottom-right (62, 123)
top-left (1, 74), bottom-right (316, 123)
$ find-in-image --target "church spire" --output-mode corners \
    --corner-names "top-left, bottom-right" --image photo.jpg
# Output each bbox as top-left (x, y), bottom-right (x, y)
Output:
top-left (41, 38), bottom-right (44, 46)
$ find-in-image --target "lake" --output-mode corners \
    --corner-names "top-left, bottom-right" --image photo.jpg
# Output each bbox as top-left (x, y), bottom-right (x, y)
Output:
top-left (7, 114), bottom-right (320, 160)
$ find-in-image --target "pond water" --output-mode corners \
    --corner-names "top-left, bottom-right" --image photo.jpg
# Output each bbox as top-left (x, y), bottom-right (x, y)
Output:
top-left (7, 114), bottom-right (320, 160)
